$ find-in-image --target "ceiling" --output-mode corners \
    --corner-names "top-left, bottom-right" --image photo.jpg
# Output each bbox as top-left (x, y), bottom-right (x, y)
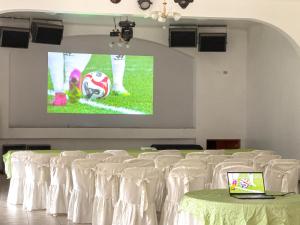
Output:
top-left (0, 11), bottom-right (257, 29)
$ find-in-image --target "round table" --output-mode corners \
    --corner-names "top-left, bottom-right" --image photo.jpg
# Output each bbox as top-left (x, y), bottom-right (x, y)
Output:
top-left (179, 189), bottom-right (300, 225)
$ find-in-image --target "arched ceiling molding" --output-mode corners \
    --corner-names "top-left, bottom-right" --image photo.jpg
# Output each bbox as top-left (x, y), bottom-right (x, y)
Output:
top-left (0, 0), bottom-right (300, 51)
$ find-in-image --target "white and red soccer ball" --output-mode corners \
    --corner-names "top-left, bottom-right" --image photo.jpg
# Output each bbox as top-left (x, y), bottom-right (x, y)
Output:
top-left (82, 71), bottom-right (111, 99)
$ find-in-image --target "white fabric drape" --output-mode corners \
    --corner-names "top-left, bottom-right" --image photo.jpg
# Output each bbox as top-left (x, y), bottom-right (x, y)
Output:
top-left (112, 167), bottom-right (164, 225)
top-left (7, 151), bottom-right (33, 205)
top-left (159, 166), bottom-right (208, 225)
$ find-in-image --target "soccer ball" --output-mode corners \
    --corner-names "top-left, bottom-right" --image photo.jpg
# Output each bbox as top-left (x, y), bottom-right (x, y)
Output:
top-left (82, 71), bottom-right (111, 99)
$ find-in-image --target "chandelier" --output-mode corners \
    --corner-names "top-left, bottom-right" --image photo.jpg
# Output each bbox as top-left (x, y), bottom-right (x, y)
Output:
top-left (146, 0), bottom-right (181, 23)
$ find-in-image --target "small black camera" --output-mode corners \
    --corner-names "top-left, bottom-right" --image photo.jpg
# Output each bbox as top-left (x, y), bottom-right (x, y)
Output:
top-left (119, 20), bottom-right (136, 42)
top-left (174, 0), bottom-right (193, 9)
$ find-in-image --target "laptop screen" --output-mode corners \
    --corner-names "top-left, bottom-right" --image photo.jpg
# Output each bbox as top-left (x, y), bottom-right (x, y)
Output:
top-left (227, 172), bottom-right (265, 194)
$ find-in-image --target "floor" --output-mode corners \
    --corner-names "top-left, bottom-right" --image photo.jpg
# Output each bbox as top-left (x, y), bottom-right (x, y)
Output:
top-left (0, 175), bottom-right (88, 225)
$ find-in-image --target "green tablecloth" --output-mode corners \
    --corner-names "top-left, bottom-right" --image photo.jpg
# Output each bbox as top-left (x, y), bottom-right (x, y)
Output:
top-left (2, 149), bottom-right (250, 179)
top-left (180, 189), bottom-right (300, 225)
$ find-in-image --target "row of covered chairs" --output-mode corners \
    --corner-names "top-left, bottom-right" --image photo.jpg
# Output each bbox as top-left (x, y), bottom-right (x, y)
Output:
top-left (7, 149), bottom-right (300, 225)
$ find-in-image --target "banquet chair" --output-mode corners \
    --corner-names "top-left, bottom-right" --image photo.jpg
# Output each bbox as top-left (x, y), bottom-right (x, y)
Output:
top-left (211, 162), bottom-right (252, 189)
top-left (158, 149), bottom-right (182, 156)
top-left (47, 156), bottom-right (84, 215)
top-left (174, 159), bottom-right (207, 169)
top-left (232, 152), bottom-right (257, 159)
top-left (87, 152), bottom-right (113, 160)
top-left (112, 167), bottom-right (164, 225)
top-left (185, 152), bottom-right (210, 160)
top-left (251, 149), bottom-right (275, 156)
top-left (211, 165), bottom-right (254, 189)
top-left (206, 155), bottom-right (232, 182)
top-left (159, 166), bottom-right (209, 225)
top-left (60, 150), bottom-right (87, 158)
top-left (68, 158), bottom-right (101, 223)
top-left (23, 153), bottom-right (53, 211)
top-left (7, 151), bottom-right (33, 205)
top-left (204, 149), bottom-right (225, 155)
top-left (264, 159), bottom-right (299, 193)
top-left (124, 158), bottom-right (155, 167)
top-left (92, 163), bottom-right (128, 225)
top-left (253, 154), bottom-right (282, 172)
top-left (224, 157), bottom-right (253, 166)
top-left (138, 152), bottom-right (160, 160)
top-left (154, 155), bottom-right (183, 211)
top-left (104, 155), bottom-right (134, 163)
top-left (104, 149), bottom-right (129, 156)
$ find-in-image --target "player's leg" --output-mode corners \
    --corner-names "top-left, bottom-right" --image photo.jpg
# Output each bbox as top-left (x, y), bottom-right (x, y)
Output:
top-left (111, 55), bottom-right (130, 96)
top-left (64, 53), bottom-right (92, 91)
top-left (48, 52), bottom-right (67, 106)
top-left (249, 173), bottom-right (256, 186)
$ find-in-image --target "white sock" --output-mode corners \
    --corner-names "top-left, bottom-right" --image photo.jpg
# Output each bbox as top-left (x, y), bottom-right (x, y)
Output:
top-left (64, 53), bottom-right (91, 91)
top-left (48, 52), bottom-right (64, 93)
top-left (111, 55), bottom-right (127, 93)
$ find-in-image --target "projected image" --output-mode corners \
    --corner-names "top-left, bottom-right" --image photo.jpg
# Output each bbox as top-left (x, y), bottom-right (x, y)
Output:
top-left (228, 172), bottom-right (265, 194)
top-left (47, 52), bottom-right (153, 114)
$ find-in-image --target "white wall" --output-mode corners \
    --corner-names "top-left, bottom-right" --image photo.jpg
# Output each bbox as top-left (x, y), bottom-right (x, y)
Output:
top-left (0, 24), bottom-right (248, 150)
top-left (247, 24), bottom-right (300, 159)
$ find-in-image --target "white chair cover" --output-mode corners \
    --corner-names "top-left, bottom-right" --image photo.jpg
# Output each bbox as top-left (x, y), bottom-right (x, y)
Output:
top-left (104, 155), bottom-right (134, 163)
top-left (206, 155), bottom-right (232, 182)
top-left (124, 158), bottom-right (155, 167)
top-left (251, 149), bottom-right (275, 155)
top-left (104, 150), bottom-right (129, 156)
top-left (112, 167), bottom-right (164, 225)
top-left (67, 158), bottom-right (101, 223)
top-left (174, 159), bottom-right (207, 169)
top-left (253, 154), bottom-right (282, 172)
top-left (158, 150), bottom-right (182, 156)
top-left (211, 161), bottom-right (250, 189)
top-left (185, 152), bottom-right (210, 160)
top-left (264, 159), bottom-right (299, 193)
top-left (160, 166), bottom-right (208, 225)
top-left (47, 156), bottom-right (83, 215)
top-left (204, 149), bottom-right (225, 155)
top-left (60, 150), bottom-right (87, 158)
top-left (224, 157), bottom-right (253, 166)
top-left (154, 155), bottom-right (183, 211)
top-left (87, 152), bottom-right (113, 160)
top-left (23, 153), bottom-right (53, 211)
top-left (138, 152), bottom-right (160, 160)
top-left (232, 152), bottom-right (257, 159)
top-left (92, 163), bottom-right (128, 225)
top-left (7, 151), bottom-right (33, 205)
top-left (211, 165), bottom-right (254, 189)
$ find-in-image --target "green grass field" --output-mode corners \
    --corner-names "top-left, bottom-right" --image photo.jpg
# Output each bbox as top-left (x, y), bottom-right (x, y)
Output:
top-left (229, 173), bottom-right (265, 193)
top-left (47, 54), bottom-right (153, 114)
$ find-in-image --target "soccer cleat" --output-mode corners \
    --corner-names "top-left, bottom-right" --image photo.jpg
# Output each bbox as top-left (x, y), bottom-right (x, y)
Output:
top-left (69, 69), bottom-right (82, 90)
top-left (112, 85), bottom-right (130, 96)
top-left (53, 92), bottom-right (67, 106)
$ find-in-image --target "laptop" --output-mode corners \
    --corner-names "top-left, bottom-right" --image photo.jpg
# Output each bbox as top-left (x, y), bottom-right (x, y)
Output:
top-left (227, 172), bottom-right (275, 199)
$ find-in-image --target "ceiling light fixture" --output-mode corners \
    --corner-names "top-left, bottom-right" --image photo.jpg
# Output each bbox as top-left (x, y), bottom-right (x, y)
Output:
top-left (146, 0), bottom-right (181, 23)
top-left (110, 0), bottom-right (121, 3)
top-left (174, 0), bottom-right (194, 9)
top-left (138, 0), bottom-right (152, 10)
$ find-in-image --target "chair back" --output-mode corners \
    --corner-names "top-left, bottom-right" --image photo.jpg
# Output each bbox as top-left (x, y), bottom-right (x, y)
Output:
top-left (174, 159), bottom-right (207, 169)
top-left (138, 152), bottom-right (160, 159)
top-left (87, 152), bottom-right (112, 160)
top-left (104, 150), bottom-right (129, 156)
top-left (60, 150), bottom-right (87, 158)
top-left (224, 158), bottom-right (253, 166)
top-left (124, 158), bottom-right (155, 167)
top-left (253, 154), bottom-right (282, 172)
top-left (185, 152), bottom-right (210, 160)
top-left (212, 165), bottom-right (254, 189)
top-left (158, 150), bottom-right (182, 156)
top-left (104, 155), bottom-right (134, 163)
top-left (204, 149), bottom-right (225, 155)
top-left (11, 151), bottom-right (33, 178)
top-left (252, 149), bottom-right (275, 156)
top-left (232, 152), bottom-right (256, 159)
top-left (264, 159), bottom-right (299, 193)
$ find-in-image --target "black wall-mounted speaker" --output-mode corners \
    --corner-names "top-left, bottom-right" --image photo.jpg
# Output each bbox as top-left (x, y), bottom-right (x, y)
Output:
top-left (0, 27), bottom-right (30, 48)
top-left (198, 33), bottom-right (227, 52)
top-left (169, 28), bottom-right (197, 48)
top-left (31, 22), bottom-right (64, 45)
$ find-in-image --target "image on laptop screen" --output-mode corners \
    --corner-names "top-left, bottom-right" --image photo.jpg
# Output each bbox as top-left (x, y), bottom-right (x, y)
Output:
top-left (228, 172), bottom-right (265, 194)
